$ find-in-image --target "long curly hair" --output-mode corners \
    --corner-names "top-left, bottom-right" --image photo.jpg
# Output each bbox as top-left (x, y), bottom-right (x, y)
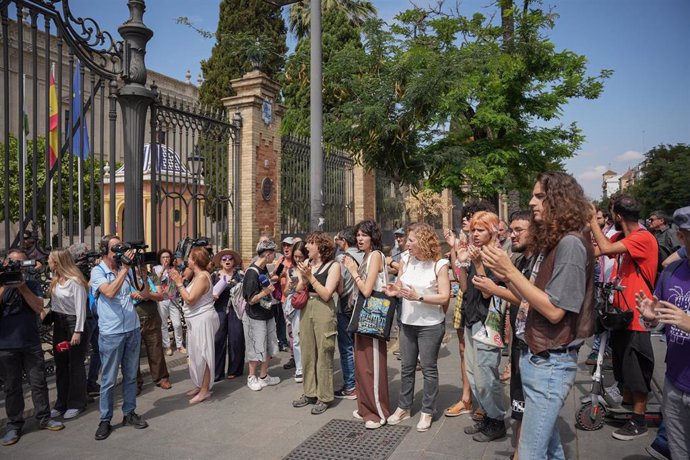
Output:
top-left (306, 231), bottom-right (335, 263)
top-left (408, 223), bottom-right (441, 261)
top-left (528, 172), bottom-right (591, 253)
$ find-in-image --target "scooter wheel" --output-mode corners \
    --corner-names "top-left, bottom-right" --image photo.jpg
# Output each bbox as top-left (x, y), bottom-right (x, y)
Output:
top-left (575, 402), bottom-right (605, 431)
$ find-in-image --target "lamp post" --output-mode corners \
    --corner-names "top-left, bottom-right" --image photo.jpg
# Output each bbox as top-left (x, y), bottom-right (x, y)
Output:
top-left (187, 153), bottom-right (205, 238)
top-left (265, 0), bottom-right (323, 230)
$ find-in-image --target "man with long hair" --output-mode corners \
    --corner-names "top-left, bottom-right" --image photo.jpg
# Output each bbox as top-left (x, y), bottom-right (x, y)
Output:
top-left (482, 172), bottom-right (594, 459)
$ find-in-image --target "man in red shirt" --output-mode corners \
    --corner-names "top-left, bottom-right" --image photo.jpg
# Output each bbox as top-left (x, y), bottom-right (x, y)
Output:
top-left (590, 193), bottom-right (658, 441)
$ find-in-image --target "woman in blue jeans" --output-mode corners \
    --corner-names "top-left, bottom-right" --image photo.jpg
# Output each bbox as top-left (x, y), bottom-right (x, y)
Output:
top-left (385, 223), bottom-right (450, 432)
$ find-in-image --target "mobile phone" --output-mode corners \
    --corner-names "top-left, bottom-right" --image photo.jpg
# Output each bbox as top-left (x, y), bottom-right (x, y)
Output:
top-left (266, 263), bottom-right (276, 274)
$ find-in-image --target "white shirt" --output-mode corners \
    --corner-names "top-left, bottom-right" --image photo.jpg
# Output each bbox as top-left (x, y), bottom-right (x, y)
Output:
top-left (50, 278), bottom-right (87, 333)
top-left (399, 257), bottom-right (449, 326)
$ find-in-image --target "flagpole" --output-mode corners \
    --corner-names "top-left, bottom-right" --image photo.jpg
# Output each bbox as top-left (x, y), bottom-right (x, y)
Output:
top-left (49, 63), bottom-right (55, 245)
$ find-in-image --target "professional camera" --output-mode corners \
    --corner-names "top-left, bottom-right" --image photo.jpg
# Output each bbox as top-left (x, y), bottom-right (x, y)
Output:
top-left (0, 258), bottom-right (36, 287)
top-left (74, 251), bottom-right (101, 279)
top-left (594, 281), bottom-right (631, 332)
top-left (111, 241), bottom-right (149, 267)
top-left (174, 237), bottom-right (212, 271)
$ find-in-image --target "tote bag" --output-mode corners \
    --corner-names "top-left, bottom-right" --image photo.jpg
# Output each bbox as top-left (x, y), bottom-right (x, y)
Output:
top-left (472, 296), bottom-right (507, 348)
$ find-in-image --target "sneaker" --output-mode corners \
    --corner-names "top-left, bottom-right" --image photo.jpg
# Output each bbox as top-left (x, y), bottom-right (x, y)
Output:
top-left (585, 351), bottom-right (598, 365)
top-left (464, 417), bottom-right (488, 435)
top-left (334, 387), bottom-right (357, 400)
top-left (311, 400), bottom-right (329, 415)
top-left (294, 373), bottom-right (304, 383)
top-left (352, 410), bottom-right (363, 420)
top-left (444, 400), bottom-right (472, 417)
top-left (50, 409), bottom-right (64, 418)
top-left (471, 408), bottom-right (486, 422)
top-left (283, 358), bottom-right (296, 370)
top-left (365, 420), bottom-right (384, 429)
top-left (259, 374), bottom-right (280, 388)
top-left (606, 384), bottom-right (623, 405)
top-left (63, 409), bottom-right (82, 420)
top-left (165, 347), bottom-right (173, 356)
top-left (612, 419), bottom-right (648, 441)
top-left (0, 429), bottom-right (20, 446)
top-left (38, 419), bottom-right (65, 431)
top-left (122, 412), bottom-right (148, 429)
top-left (94, 421), bottom-right (112, 441)
top-left (293, 394), bottom-right (317, 407)
top-left (472, 418), bottom-right (506, 442)
top-left (279, 343), bottom-right (290, 352)
top-left (416, 413), bottom-right (432, 432)
top-left (247, 375), bottom-right (262, 391)
top-left (387, 407), bottom-right (411, 425)
top-left (645, 441), bottom-right (671, 460)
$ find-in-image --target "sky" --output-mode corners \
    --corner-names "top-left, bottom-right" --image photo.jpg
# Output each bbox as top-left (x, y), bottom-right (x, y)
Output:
top-left (55, 0), bottom-right (690, 199)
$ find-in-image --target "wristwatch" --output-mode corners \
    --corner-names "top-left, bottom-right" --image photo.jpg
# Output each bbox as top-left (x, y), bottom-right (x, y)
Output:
top-left (418, 296), bottom-right (424, 302)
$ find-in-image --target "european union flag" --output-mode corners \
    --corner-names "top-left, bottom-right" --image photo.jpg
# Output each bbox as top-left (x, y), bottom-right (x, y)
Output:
top-left (70, 61), bottom-right (90, 159)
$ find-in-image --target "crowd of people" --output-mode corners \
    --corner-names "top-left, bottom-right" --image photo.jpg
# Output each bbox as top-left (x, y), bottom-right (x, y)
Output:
top-left (0, 172), bottom-right (688, 460)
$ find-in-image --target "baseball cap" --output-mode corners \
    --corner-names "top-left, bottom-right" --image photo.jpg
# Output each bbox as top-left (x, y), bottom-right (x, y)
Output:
top-left (393, 227), bottom-right (405, 236)
top-left (282, 236), bottom-right (296, 245)
top-left (673, 206), bottom-right (690, 230)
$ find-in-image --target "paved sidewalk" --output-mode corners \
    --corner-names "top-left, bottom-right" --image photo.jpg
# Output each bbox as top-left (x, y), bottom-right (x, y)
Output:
top-left (2, 316), bottom-right (667, 459)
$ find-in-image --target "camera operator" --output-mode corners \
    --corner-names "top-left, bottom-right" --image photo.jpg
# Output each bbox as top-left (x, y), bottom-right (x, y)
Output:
top-left (90, 235), bottom-right (148, 441)
top-left (0, 248), bottom-right (64, 447)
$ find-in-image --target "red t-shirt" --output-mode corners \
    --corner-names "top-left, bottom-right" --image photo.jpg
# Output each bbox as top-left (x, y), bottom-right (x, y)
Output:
top-left (609, 229), bottom-right (658, 332)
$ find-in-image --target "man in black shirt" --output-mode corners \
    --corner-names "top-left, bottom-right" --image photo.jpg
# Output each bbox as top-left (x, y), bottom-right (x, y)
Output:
top-left (0, 249), bottom-right (64, 446)
top-left (243, 240), bottom-right (281, 391)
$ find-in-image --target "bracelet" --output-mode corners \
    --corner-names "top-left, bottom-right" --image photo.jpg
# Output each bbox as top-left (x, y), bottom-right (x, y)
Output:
top-left (455, 261), bottom-right (470, 269)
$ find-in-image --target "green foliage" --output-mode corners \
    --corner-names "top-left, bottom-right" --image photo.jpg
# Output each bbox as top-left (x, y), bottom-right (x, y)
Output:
top-left (195, 0), bottom-right (287, 109)
top-left (0, 134), bottom-right (102, 233)
top-left (628, 144), bottom-right (690, 216)
top-left (288, 0), bottom-right (377, 39)
top-left (324, 4), bottom-right (610, 199)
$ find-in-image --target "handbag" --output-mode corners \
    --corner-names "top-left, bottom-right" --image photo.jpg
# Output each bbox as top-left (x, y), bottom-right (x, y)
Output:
top-left (347, 251), bottom-right (396, 341)
top-left (291, 289), bottom-right (309, 310)
top-left (472, 296), bottom-right (507, 348)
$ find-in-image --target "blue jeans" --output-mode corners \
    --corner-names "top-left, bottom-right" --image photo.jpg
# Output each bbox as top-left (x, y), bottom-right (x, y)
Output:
top-left (519, 348), bottom-right (578, 460)
top-left (336, 311), bottom-right (355, 390)
top-left (464, 322), bottom-right (505, 420)
top-left (99, 330), bottom-right (141, 422)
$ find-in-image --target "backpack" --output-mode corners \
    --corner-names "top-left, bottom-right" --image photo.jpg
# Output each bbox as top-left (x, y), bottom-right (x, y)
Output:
top-left (230, 266), bottom-right (259, 320)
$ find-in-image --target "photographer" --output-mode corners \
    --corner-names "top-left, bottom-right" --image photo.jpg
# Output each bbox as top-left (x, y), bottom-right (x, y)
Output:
top-left (0, 248), bottom-right (64, 447)
top-left (90, 235), bottom-right (148, 441)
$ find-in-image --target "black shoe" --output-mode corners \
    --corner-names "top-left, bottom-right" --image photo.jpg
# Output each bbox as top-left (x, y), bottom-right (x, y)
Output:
top-left (472, 418), bottom-right (506, 442)
top-left (463, 417), bottom-right (487, 435)
top-left (87, 385), bottom-right (101, 397)
top-left (292, 394), bottom-right (317, 408)
top-left (612, 419), bottom-right (647, 441)
top-left (311, 400), bottom-right (329, 415)
top-left (122, 412), bottom-right (148, 429)
top-left (95, 421), bottom-right (112, 441)
top-left (283, 358), bottom-right (296, 370)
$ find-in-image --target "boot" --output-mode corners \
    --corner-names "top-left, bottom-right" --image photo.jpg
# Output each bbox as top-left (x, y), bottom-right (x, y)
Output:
top-left (472, 417), bottom-right (506, 442)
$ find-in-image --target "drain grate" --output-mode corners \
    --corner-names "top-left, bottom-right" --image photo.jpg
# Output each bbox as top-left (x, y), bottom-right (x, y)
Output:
top-left (284, 419), bottom-right (410, 460)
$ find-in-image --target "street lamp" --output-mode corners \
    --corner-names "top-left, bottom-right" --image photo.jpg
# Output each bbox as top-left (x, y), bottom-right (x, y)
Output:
top-left (263, 0), bottom-right (323, 231)
top-left (187, 153), bottom-right (205, 238)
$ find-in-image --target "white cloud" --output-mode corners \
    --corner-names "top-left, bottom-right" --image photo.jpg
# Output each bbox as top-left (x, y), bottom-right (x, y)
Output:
top-left (578, 165), bottom-right (608, 181)
top-left (615, 150), bottom-right (643, 163)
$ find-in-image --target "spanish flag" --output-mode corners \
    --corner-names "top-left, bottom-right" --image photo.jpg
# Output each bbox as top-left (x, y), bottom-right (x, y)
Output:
top-left (48, 65), bottom-right (58, 169)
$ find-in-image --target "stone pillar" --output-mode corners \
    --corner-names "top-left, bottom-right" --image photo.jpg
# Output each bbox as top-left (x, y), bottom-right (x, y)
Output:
top-left (442, 189), bottom-right (453, 229)
top-left (222, 71), bottom-right (283, 266)
top-left (353, 164), bottom-right (376, 222)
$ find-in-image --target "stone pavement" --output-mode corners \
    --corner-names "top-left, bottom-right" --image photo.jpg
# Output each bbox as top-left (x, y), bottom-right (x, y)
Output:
top-left (2, 315), bottom-right (667, 459)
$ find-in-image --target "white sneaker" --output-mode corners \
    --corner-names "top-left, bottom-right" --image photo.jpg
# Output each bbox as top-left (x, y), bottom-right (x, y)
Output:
top-left (606, 384), bottom-right (623, 405)
top-left (259, 374), bottom-right (280, 388)
top-left (387, 407), bottom-right (411, 425)
top-left (63, 409), bottom-right (82, 419)
top-left (352, 410), bottom-right (363, 420)
top-left (247, 375), bottom-right (262, 391)
top-left (294, 373), bottom-right (304, 383)
top-left (365, 420), bottom-right (384, 429)
top-left (416, 413), bottom-right (432, 432)
top-left (50, 409), bottom-right (64, 418)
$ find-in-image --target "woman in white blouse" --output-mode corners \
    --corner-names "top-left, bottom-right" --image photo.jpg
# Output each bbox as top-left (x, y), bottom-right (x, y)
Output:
top-left (47, 249), bottom-right (89, 419)
top-left (385, 223), bottom-right (451, 432)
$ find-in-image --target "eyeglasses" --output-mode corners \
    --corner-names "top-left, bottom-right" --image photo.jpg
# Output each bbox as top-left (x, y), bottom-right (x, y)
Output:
top-left (510, 228), bottom-right (526, 235)
top-left (221, 256), bottom-right (233, 262)
top-left (647, 217), bottom-right (660, 222)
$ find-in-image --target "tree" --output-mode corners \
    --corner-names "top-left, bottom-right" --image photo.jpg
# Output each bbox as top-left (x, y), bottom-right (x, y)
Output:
top-left (192, 0), bottom-right (287, 109)
top-left (628, 144), bottom-right (690, 216)
top-left (288, 0), bottom-right (376, 39)
top-left (326, 4), bottom-right (611, 199)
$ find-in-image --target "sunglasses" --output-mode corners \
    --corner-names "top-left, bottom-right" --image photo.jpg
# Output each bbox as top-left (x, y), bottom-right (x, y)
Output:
top-left (221, 256), bottom-right (234, 262)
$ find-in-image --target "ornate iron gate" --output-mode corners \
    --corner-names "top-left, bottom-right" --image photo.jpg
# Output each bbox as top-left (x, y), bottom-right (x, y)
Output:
top-left (149, 97), bottom-right (239, 253)
top-left (1, 0), bottom-right (122, 253)
top-left (281, 134), bottom-right (355, 236)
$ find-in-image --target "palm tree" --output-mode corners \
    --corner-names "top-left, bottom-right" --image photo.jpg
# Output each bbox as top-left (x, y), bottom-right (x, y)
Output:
top-left (288, 0), bottom-right (377, 38)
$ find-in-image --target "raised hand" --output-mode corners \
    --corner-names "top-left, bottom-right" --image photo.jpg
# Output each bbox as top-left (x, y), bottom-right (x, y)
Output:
top-left (480, 245), bottom-right (514, 278)
top-left (444, 229), bottom-right (456, 249)
top-left (471, 274), bottom-right (498, 296)
top-left (635, 290), bottom-right (659, 321)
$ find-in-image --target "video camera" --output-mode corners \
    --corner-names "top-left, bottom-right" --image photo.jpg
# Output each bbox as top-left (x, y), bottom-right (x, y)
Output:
top-left (174, 237), bottom-right (212, 272)
top-left (111, 242), bottom-right (158, 268)
top-left (0, 258), bottom-right (36, 287)
top-left (74, 251), bottom-right (101, 279)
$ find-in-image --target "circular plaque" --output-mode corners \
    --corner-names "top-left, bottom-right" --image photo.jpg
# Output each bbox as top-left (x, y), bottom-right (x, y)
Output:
top-left (261, 177), bottom-right (273, 201)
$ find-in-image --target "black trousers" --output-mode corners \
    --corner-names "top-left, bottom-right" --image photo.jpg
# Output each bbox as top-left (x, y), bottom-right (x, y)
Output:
top-left (214, 307), bottom-right (246, 380)
top-left (273, 302), bottom-right (288, 347)
top-left (0, 345), bottom-right (51, 431)
top-left (53, 312), bottom-right (88, 411)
